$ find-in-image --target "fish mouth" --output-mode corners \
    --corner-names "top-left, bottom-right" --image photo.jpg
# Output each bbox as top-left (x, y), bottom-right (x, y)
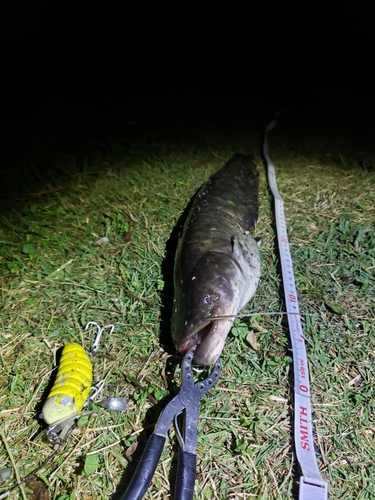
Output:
top-left (177, 318), bottom-right (233, 365)
top-left (178, 320), bottom-right (213, 353)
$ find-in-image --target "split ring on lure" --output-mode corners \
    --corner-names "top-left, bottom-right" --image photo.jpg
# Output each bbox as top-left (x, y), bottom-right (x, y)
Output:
top-left (41, 343), bottom-right (93, 425)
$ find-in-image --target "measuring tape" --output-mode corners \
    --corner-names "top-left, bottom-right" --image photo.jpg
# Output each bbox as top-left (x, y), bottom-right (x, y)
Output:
top-left (263, 111), bottom-right (328, 500)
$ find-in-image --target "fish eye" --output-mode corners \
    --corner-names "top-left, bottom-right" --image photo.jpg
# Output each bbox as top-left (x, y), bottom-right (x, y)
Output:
top-left (202, 295), bottom-right (211, 304)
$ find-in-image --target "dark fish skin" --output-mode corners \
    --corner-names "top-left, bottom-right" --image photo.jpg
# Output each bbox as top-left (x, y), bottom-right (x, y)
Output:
top-left (171, 154), bottom-right (261, 365)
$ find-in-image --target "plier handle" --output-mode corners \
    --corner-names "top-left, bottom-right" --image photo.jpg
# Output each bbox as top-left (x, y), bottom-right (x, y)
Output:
top-left (120, 346), bottom-right (221, 500)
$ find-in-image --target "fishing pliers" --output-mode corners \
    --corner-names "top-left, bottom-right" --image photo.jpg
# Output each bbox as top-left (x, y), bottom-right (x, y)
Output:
top-left (120, 345), bottom-right (221, 500)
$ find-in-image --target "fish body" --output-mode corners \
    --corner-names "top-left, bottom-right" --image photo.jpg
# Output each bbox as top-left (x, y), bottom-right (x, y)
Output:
top-left (171, 154), bottom-right (261, 365)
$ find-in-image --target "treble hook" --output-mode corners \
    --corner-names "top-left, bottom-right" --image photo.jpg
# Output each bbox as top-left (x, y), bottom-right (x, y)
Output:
top-left (85, 322), bottom-right (115, 356)
top-left (83, 379), bottom-right (105, 407)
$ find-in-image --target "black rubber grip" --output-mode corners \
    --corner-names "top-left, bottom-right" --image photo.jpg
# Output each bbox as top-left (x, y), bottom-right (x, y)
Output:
top-left (174, 448), bottom-right (197, 500)
top-left (119, 433), bottom-right (166, 500)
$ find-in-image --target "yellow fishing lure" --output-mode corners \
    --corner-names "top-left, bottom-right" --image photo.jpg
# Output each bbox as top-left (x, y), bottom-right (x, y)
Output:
top-left (42, 343), bottom-right (93, 425)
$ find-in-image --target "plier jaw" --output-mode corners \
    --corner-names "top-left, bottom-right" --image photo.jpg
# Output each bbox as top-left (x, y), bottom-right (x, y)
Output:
top-left (173, 347), bottom-right (221, 454)
top-left (120, 345), bottom-right (221, 500)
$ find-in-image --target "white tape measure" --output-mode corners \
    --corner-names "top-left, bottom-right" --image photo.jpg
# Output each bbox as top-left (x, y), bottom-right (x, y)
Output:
top-left (263, 112), bottom-right (328, 500)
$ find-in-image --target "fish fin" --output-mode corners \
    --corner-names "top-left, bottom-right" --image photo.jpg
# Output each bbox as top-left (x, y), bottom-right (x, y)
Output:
top-left (255, 236), bottom-right (262, 246)
top-left (230, 235), bottom-right (236, 251)
top-left (231, 235), bottom-right (243, 257)
top-left (244, 212), bottom-right (259, 229)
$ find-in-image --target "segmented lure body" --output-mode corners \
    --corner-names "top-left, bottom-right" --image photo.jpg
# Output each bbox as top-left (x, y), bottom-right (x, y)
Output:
top-left (42, 343), bottom-right (92, 425)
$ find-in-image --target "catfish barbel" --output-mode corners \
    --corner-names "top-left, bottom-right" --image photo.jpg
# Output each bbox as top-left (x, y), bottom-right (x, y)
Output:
top-left (171, 154), bottom-right (261, 365)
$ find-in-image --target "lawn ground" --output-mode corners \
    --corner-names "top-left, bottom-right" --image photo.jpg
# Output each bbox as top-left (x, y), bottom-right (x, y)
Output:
top-left (0, 91), bottom-right (374, 499)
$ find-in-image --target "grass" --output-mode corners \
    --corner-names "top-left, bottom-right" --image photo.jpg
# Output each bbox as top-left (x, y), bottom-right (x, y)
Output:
top-left (0, 97), bottom-right (374, 499)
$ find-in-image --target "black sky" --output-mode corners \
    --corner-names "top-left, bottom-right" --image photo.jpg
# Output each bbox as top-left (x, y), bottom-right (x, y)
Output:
top-left (0, 0), bottom-right (374, 175)
top-left (2, 1), bottom-right (374, 105)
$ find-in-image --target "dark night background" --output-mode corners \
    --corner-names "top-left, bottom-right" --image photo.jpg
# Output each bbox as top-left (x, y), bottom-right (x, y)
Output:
top-left (1, 0), bottom-right (374, 201)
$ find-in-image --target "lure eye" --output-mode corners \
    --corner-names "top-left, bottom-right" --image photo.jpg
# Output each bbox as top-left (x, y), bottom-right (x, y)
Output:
top-left (202, 295), bottom-right (211, 305)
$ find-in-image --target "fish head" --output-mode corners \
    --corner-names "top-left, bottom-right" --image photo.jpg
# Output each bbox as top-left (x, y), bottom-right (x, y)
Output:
top-left (173, 251), bottom-right (244, 365)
